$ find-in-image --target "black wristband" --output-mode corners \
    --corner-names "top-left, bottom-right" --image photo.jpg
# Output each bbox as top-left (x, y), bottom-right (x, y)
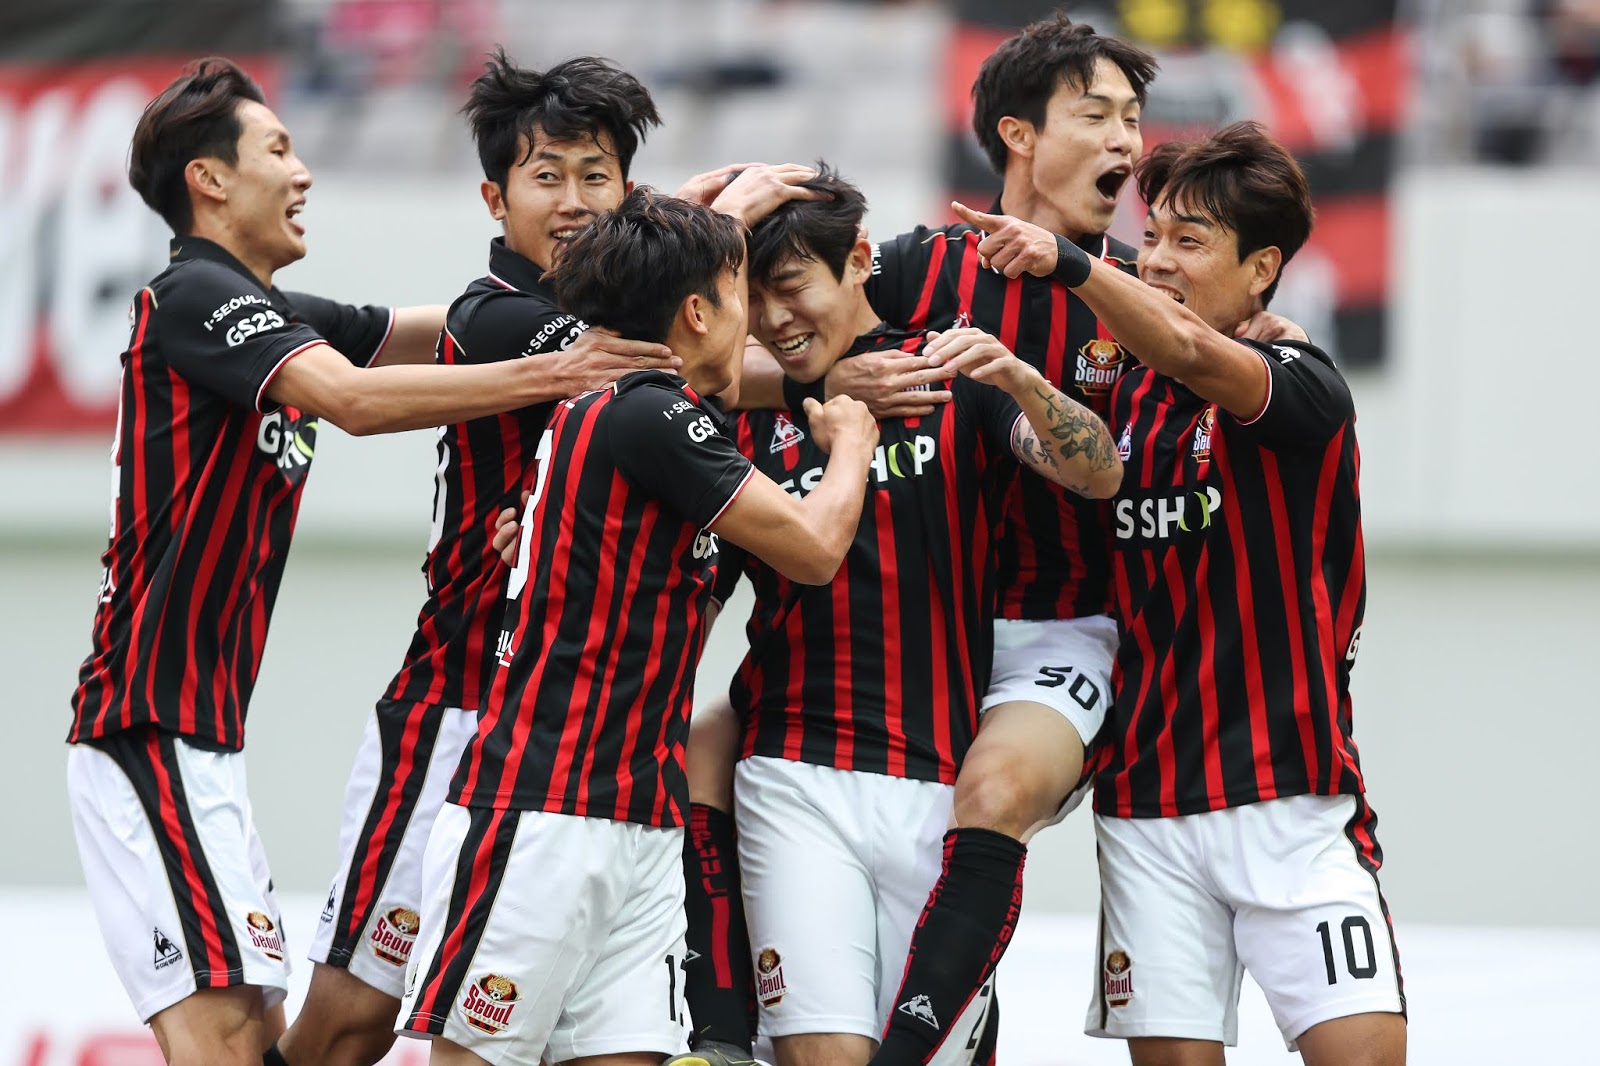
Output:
top-left (1051, 233), bottom-right (1094, 287)
top-left (781, 373), bottom-right (825, 413)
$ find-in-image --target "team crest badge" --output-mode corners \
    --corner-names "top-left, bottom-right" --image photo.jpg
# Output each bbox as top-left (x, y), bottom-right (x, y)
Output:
top-left (461, 973), bottom-right (520, 1034)
top-left (1191, 406), bottom-right (1216, 463)
top-left (1075, 338), bottom-right (1127, 395)
top-left (368, 905), bottom-right (421, 966)
top-left (1104, 950), bottom-right (1134, 1008)
top-left (770, 412), bottom-right (805, 453)
top-left (245, 911), bottom-right (284, 961)
top-left (756, 948), bottom-right (788, 1007)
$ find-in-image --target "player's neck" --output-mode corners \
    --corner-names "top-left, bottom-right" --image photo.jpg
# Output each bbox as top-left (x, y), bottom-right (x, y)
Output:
top-left (189, 216), bottom-right (276, 288)
top-left (999, 173), bottom-right (1088, 245)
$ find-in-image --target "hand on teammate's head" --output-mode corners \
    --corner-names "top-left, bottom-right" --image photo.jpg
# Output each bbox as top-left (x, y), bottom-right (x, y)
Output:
top-left (711, 164), bottom-right (832, 227)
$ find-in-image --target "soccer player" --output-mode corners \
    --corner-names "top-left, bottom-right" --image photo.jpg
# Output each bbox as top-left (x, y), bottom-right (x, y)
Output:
top-left (274, 52), bottom-right (676, 1066)
top-left (62, 57), bottom-right (618, 1066)
top-left (716, 168), bottom-right (1121, 1066)
top-left (397, 188), bottom-right (881, 1066)
top-left (954, 120), bottom-right (1404, 1065)
top-left (772, 18), bottom-right (1159, 1066)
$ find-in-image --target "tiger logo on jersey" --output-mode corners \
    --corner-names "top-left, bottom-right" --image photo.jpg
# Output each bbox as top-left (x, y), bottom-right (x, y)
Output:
top-left (756, 948), bottom-right (788, 1007)
top-left (245, 911), bottom-right (284, 961)
top-left (461, 973), bottom-right (520, 1034)
top-left (1104, 950), bottom-right (1134, 1008)
top-left (1192, 406), bottom-right (1216, 463)
top-left (368, 905), bottom-right (421, 966)
top-left (1075, 338), bottom-right (1127, 396)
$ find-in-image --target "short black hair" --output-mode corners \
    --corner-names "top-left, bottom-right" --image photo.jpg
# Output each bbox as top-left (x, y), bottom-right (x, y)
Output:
top-left (464, 49), bottom-right (661, 190)
top-left (747, 163), bottom-right (865, 288)
top-left (1136, 121), bottom-right (1315, 306)
top-left (549, 187), bottom-right (746, 345)
top-left (972, 13), bottom-right (1159, 175)
top-left (128, 57), bottom-right (266, 234)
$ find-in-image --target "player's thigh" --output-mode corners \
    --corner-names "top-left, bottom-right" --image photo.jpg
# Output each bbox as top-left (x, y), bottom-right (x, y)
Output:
top-left (1084, 813), bottom-right (1241, 1047)
top-left (310, 702), bottom-right (476, 999)
top-left (1222, 795), bottom-right (1405, 1053)
top-left (955, 700), bottom-right (1084, 839)
top-left (67, 733), bottom-right (290, 1023)
top-left (734, 757), bottom-right (881, 1040)
top-left (1294, 1011), bottom-right (1406, 1066)
top-left (773, 1031), bottom-right (877, 1066)
top-left (548, 822), bottom-right (692, 1062)
top-left (399, 805), bottom-right (630, 1064)
top-left (149, 985), bottom-right (271, 1066)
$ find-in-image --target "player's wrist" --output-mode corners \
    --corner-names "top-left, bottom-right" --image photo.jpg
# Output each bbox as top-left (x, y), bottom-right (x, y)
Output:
top-left (1051, 234), bottom-right (1093, 288)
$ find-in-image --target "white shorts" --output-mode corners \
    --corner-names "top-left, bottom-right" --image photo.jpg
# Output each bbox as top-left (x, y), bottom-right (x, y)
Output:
top-left (1086, 794), bottom-right (1404, 1050)
top-left (981, 616), bottom-right (1117, 747)
top-left (66, 730), bottom-right (289, 1022)
top-left (307, 701), bottom-right (477, 998)
top-left (734, 757), bottom-right (993, 1064)
top-left (398, 804), bottom-right (689, 1065)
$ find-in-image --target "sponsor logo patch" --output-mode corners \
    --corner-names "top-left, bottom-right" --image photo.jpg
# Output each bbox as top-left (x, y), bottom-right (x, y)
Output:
top-left (769, 412), bottom-right (805, 453)
top-left (756, 948), bottom-right (788, 1007)
top-left (461, 973), bottom-right (520, 1034)
top-left (1075, 338), bottom-right (1127, 396)
top-left (897, 993), bottom-right (939, 1028)
top-left (320, 886), bottom-right (336, 924)
top-left (368, 905), bottom-right (421, 967)
top-left (152, 927), bottom-right (183, 971)
top-left (1116, 420), bottom-right (1132, 461)
top-left (245, 911), bottom-right (284, 962)
top-left (1104, 950), bottom-right (1134, 1008)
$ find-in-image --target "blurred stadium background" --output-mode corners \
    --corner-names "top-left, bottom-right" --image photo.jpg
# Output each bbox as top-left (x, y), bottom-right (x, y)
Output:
top-left (2, 0), bottom-right (1597, 1062)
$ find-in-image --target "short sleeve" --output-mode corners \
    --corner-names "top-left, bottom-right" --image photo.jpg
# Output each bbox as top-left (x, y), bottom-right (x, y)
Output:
top-left (281, 291), bottom-right (394, 368)
top-left (451, 291), bottom-right (588, 366)
top-left (867, 226), bottom-right (944, 329)
top-left (1229, 340), bottom-right (1354, 449)
top-left (153, 262), bottom-right (327, 412)
top-left (953, 377), bottom-right (1026, 465)
top-left (609, 379), bottom-right (757, 529)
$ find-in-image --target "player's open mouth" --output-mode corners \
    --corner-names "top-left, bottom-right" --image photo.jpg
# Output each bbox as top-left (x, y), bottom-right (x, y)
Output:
top-left (772, 333), bottom-right (813, 358)
top-left (1149, 282), bottom-right (1185, 305)
top-left (286, 201), bottom-right (305, 235)
top-left (551, 226), bottom-right (586, 248)
top-left (1095, 166), bottom-right (1132, 202)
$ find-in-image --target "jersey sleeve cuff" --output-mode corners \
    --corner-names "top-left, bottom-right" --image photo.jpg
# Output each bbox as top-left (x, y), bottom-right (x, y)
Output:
top-left (703, 465), bottom-right (756, 528)
top-left (364, 307), bottom-right (397, 368)
top-left (1237, 347), bottom-right (1274, 426)
top-left (255, 340), bottom-right (322, 413)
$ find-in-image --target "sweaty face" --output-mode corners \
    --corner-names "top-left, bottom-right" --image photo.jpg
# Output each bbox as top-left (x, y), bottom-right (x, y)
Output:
top-left (491, 126), bottom-right (628, 271)
top-left (1137, 193), bottom-right (1268, 335)
top-left (1027, 58), bottom-right (1143, 239)
top-left (748, 242), bottom-right (877, 384)
top-left (222, 100), bottom-right (312, 272)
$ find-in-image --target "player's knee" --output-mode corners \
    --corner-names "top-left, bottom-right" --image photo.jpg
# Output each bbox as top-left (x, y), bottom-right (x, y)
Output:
top-left (951, 765), bottom-right (1041, 839)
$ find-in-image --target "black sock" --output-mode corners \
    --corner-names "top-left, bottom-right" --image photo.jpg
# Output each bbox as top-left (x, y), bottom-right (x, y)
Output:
top-left (263, 1045), bottom-right (290, 1066)
top-left (682, 802), bottom-right (755, 1053)
top-left (872, 827), bottom-right (1026, 1066)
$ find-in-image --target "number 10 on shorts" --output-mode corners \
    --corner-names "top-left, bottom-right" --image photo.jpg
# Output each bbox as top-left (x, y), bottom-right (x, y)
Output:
top-left (1316, 916), bottom-right (1377, 985)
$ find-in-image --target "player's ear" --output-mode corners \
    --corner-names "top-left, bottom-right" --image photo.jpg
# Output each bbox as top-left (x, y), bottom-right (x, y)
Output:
top-left (847, 237), bottom-right (873, 283)
top-left (1245, 245), bottom-right (1281, 299)
top-left (997, 116), bottom-right (1035, 161)
top-left (681, 292), bottom-right (711, 337)
top-left (186, 158), bottom-right (228, 208)
top-left (481, 181), bottom-right (508, 222)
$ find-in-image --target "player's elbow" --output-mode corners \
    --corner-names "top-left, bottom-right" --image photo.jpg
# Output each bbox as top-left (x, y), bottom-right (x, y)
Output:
top-left (1085, 461), bottom-right (1123, 499)
top-left (776, 529), bottom-right (849, 585)
top-left (319, 393), bottom-right (387, 437)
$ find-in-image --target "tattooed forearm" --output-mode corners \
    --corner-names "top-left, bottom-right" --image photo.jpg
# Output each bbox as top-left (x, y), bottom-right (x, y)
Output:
top-left (1031, 383), bottom-right (1119, 471)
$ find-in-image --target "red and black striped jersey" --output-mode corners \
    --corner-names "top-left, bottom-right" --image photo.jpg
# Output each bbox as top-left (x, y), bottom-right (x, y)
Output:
top-left (451, 371), bottom-right (755, 826)
top-left (69, 237), bottom-right (393, 751)
top-left (867, 218), bottom-right (1136, 622)
top-left (721, 327), bottom-right (1023, 784)
top-left (1095, 340), bottom-right (1368, 818)
top-left (382, 239), bottom-right (587, 711)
